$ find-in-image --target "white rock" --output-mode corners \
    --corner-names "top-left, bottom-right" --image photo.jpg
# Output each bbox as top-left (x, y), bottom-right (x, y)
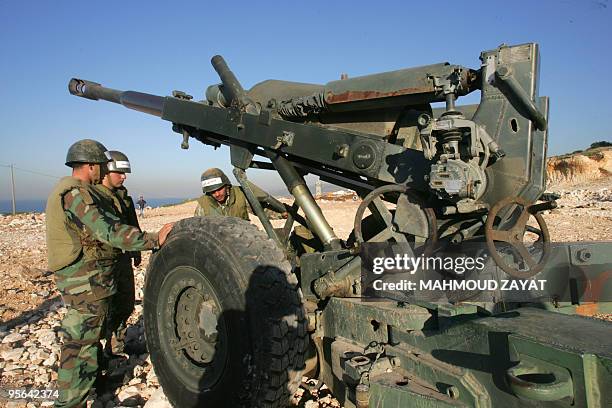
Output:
top-left (132, 364), bottom-right (144, 378)
top-left (143, 388), bottom-right (172, 408)
top-left (128, 376), bottom-right (142, 386)
top-left (37, 328), bottom-right (56, 345)
top-left (35, 372), bottom-right (50, 384)
top-left (1, 332), bottom-right (24, 344)
top-left (1, 347), bottom-right (24, 361)
top-left (146, 366), bottom-right (158, 382)
top-left (117, 385), bottom-right (141, 406)
top-left (43, 354), bottom-right (57, 367)
top-left (2, 367), bottom-right (24, 377)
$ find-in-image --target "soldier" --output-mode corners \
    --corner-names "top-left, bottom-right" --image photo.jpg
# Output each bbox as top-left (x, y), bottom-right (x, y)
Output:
top-left (136, 195), bottom-right (146, 217)
top-left (46, 139), bottom-right (173, 408)
top-left (195, 167), bottom-right (293, 221)
top-left (92, 151), bottom-right (140, 357)
top-left (194, 168), bottom-right (320, 256)
top-left (195, 168), bottom-right (250, 220)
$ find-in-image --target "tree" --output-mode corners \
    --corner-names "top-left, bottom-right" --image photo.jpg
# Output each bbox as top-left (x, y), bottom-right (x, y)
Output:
top-left (589, 141), bottom-right (612, 149)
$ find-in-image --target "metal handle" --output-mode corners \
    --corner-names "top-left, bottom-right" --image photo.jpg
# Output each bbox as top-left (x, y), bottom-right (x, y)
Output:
top-left (506, 358), bottom-right (573, 401)
top-left (495, 66), bottom-right (547, 131)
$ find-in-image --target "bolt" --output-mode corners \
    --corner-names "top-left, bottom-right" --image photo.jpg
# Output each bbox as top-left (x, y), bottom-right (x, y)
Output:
top-left (577, 248), bottom-right (592, 263)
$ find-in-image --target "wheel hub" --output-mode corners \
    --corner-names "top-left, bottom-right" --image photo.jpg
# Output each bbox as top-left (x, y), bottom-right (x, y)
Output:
top-left (175, 286), bottom-right (220, 364)
top-left (157, 266), bottom-right (228, 390)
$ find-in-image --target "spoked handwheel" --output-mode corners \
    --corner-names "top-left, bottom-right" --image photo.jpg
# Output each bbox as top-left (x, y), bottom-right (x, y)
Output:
top-left (352, 184), bottom-right (437, 253)
top-left (485, 196), bottom-right (551, 278)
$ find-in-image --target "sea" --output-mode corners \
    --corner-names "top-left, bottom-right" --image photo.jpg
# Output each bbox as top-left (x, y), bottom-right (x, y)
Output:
top-left (0, 198), bottom-right (188, 215)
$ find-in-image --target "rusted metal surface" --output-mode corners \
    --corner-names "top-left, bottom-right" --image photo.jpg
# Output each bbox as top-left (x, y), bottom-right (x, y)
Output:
top-left (325, 86), bottom-right (435, 104)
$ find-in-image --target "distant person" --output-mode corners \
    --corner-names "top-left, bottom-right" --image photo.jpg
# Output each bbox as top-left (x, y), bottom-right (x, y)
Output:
top-left (93, 151), bottom-right (141, 357)
top-left (137, 195), bottom-right (146, 217)
top-left (45, 139), bottom-right (174, 408)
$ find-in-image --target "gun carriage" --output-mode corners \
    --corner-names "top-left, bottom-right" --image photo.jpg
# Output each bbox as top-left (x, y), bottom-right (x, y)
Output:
top-left (69, 43), bottom-right (612, 407)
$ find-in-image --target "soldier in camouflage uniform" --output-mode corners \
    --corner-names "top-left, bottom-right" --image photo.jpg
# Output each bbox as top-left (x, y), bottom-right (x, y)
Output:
top-left (195, 167), bottom-right (296, 221)
top-left (194, 168), bottom-right (250, 220)
top-left (194, 168), bottom-right (320, 256)
top-left (46, 139), bottom-right (173, 408)
top-left (92, 151), bottom-right (141, 356)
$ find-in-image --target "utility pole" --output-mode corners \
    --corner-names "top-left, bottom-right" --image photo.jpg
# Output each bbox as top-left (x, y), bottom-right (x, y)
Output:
top-left (10, 164), bottom-right (16, 215)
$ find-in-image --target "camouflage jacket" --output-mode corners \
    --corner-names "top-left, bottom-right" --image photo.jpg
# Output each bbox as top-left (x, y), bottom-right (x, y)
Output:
top-left (48, 182), bottom-right (158, 301)
top-left (194, 186), bottom-right (249, 220)
top-left (93, 185), bottom-right (140, 230)
top-left (115, 186), bottom-right (140, 230)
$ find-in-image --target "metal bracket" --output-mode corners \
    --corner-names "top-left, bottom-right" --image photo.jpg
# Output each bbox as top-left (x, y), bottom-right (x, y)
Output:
top-left (172, 90), bottom-right (193, 100)
top-left (233, 168), bottom-right (283, 249)
top-left (273, 131), bottom-right (295, 149)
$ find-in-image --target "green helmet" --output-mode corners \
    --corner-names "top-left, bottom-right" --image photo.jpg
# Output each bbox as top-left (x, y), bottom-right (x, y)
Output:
top-left (201, 168), bottom-right (230, 193)
top-left (106, 150), bottom-right (132, 173)
top-left (65, 139), bottom-right (110, 167)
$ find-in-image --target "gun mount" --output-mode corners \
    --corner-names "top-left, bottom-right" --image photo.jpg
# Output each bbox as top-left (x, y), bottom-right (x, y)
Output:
top-left (69, 43), bottom-right (612, 408)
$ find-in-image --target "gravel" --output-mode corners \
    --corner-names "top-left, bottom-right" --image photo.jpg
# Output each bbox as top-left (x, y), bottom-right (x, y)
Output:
top-left (0, 180), bottom-right (610, 407)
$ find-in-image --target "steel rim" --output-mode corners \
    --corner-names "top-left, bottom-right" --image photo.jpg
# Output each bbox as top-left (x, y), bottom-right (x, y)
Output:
top-left (156, 266), bottom-right (228, 391)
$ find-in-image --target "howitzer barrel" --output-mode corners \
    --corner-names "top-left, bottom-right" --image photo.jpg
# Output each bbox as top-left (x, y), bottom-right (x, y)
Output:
top-left (68, 78), bottom-right (164, 117)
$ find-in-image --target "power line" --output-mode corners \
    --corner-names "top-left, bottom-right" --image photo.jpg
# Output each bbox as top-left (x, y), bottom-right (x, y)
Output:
top-left (13, 166), bottom-right (61, 179)
top-left (0, 163), bottom-right (60, 179)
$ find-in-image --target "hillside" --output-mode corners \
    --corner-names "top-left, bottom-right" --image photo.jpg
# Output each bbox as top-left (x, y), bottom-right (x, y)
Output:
top-left (547, 146), bottom-right (612, 189)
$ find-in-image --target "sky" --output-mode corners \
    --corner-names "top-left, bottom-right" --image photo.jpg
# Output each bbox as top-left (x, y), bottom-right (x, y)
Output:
top-left (0, 0), bottom-right (611, 201)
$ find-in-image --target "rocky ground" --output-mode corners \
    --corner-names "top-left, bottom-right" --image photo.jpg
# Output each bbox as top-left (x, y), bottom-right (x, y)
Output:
top-left (0, 174), bottom-right (611, 407)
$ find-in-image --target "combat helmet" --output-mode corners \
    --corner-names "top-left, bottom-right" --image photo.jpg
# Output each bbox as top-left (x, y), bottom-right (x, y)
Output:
top-left (201, 168), bottom-right (230, 193)
top-left (65, 139), bottom-right (110, 167)
top-left (106, 150), bottom-right (132, 173)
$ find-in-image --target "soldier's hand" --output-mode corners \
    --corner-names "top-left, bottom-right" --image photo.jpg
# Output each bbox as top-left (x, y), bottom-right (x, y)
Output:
top-left (158, 222), bottom-right (175, 246)
top-left (133, 253), bottom-right (142, 267)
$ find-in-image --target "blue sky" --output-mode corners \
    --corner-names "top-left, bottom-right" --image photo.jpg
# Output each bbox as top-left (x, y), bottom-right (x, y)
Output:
top-left (0, 0), bottom-right (610, 200)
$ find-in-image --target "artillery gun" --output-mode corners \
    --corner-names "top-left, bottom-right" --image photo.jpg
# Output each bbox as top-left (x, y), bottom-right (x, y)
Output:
top-left (69, 43), bottom-right (612, 407)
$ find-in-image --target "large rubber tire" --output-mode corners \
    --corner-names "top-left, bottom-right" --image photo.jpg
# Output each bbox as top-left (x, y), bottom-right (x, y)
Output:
top-left (144, 217), bottom-right (308, 407)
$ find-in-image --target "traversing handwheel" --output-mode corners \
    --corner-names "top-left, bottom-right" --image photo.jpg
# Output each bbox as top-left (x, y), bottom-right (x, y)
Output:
top-left (485, 196), bottom-right (551, 278)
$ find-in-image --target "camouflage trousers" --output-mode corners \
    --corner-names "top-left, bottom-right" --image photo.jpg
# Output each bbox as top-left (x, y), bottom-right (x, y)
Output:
top-left (54, 297), bottom-right (109, 408)
top-left (105, 254), bottom-right (135, 349)
top-left (54, 258), bottom-right (117, 408)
